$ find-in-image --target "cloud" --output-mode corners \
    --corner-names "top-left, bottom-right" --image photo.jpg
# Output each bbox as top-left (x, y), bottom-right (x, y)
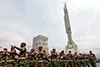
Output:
top-left (0, 0), bottom-right (100, 57)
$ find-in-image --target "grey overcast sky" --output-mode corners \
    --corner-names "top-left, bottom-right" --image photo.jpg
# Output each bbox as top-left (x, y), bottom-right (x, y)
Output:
top-left (0, 0), bottom-right (100, 57)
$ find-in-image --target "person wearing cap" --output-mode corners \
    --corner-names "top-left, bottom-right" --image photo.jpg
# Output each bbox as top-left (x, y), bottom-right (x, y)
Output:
top-left (81, 54), bottom-right (86, 67)
top-left (27, 48), bottom-right (36, 67)
top-left (5, 45), bottom-right (16, 67)
top-left (0, 51), bottom-right (4, 67)
top-left (66, 53), bottom-right (69, 67)
top-left (43, 50), bottom-right (49, 67)
top-left (0, 48), bottom-right (8, 67)
top-left (74, 52), bottom-right (80, 67)
top-left (37, 46), bottom-right (45, 67)
top-left (89, 51), bottom-right (97, 67)
top-left (67, 51), bottom-right (74, 67)
top-left (14, 42), bottom-right (27, 67)
top-left (86, 54), bottom-right (90, 67)
top-left (50, 48), bottom-right (58, 67)
top-left (60, 50), bottom-right (67, 67)
top-left (78, 53), bottom-right (83, 67)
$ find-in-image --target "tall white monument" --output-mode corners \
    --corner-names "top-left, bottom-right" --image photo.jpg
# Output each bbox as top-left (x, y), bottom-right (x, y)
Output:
top-left (64, 3), bottom-right (80, 54)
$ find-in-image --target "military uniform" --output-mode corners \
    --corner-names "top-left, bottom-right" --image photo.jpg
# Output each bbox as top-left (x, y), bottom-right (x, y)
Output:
top-left (43, 50), bottom-right (49, 67)
top-left (2, 48), bottom-right (8, 67)
top-left (67, 51), bottom-right (74, 67)
top-left (15, 42), bottom-right (27, 67)
top-left (86, 54), bottom-right (90, 67)
top-left (18, 46), bottom-right (26, 67)
top-left (37, 46), bottom-right (46, 67)
top-left (89, 51), bottom-right (97, 67)
top-left (6, 49), bottom-right (16, 67)
top-left (50, 48), bottom-right (58, 67)
top-left (0, 51), bottom-right (5, 67)
top-left (28, 49), bottom-right (37, 67)
top-left (60, 50), bottom-right (67, 67)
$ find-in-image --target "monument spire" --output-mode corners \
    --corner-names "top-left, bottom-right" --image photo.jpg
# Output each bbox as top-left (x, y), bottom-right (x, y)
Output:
top-left (64, 3), bottom-right (73, 44)
top-left (63, 3), bottom-right (80, 54)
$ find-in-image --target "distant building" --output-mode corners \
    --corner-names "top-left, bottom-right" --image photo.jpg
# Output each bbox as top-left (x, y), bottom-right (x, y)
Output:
top-left (32, 35), bottom-right (48, 52)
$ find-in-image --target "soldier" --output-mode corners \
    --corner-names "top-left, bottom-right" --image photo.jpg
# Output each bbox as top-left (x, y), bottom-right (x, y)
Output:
top-left (67, 51), bottom-right (74, 67)
top-left (74, 52), bottom-right (79, 67)
top-left (6, 45), bottom-right (16, 67)
top-left (58, 52), bottom-right (62, 67)
top-left (27, 48), bottom-right (36, 67)
top-left (0, 48), bottom-right (8, 67)
top-left (78, 53), bottom-right (82, 67)
top-left (86, 54), bottom-right (90, 67)
top-left (0, 51), bottom-right (5, 67)
top-left (60, 50), bottom-right (67, 67)
top-left (37, 46), bottom-right (45, 67)
top-left (43, 50), bottom-right (49, 67)
top-left (14, 42), bottom-right (27, 67)
top-left (89, 51), bottom-right (97, 67)
top-left (50, 48), bottom-right (58, 67)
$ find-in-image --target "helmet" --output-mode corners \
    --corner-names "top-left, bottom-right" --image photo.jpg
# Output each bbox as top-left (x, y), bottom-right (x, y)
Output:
top-left (38, 46), bottom-right (42, 48)
top-left (21, 42), bottom-right (26, 46)
top-left (4, 48), bottom-right (7, 50)
top-left (31, 48), bottom-right (35, 51)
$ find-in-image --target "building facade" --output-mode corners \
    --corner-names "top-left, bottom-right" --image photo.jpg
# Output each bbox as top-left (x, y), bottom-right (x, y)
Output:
top-left (32, 35), bottom-right (48, 52)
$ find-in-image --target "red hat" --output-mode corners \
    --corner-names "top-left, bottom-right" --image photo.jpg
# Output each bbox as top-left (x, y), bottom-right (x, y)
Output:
top-left (31, 48), bottom-right (35, 51)
top-left (39, 46), bottom-right (42, 48)
top-left (79, 53), bottom-right (81, 55)
top-left (75, 52), bottom-right (77, 54)
top-left (0, 51), bottom-right (3, 53)
top-left (43, 50), bottom-right (46, 52)
top-left (67, 53), bottom-right (70, 55)
top-left (62, 50), bottom-right (64, 52)
top-left (69, 51), bottom-right (71, 53)
top-left (53, 48), bottom-right (56, 50)
top-left (21, 42), bottom-right (26, 46)
top-left (4, 48), bottom-right (7, 50)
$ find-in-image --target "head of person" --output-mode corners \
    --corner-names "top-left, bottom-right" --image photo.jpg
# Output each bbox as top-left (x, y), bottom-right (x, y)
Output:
top-left (79, 53), bottom-right (81, 55)
top-left (61, 50), bottom-right (64, 54)
top-left (38, 46), bottom-right (42, 50)
top-left (20, 42), bottom-right (26, 47)
top-left (75, 52), bottom-right (77, 55)
top-left (43, 50), bottom-right (46, 54)
top-left (89, 51), bottom-right (92, 54)
top-left (53, 48), bottom-right (56, 52)
top-left (11, 46), bottom-right (14, 50)
top-left (69, 51), bottom-right (71, 54)
top-left (3, 48), bottom-right (7, 52)
top-left (31, 48), bottom-right (35, 52)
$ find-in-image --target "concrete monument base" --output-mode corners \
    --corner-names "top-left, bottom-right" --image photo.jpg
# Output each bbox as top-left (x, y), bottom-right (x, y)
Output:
top-left (65, 45), bottom-right (80, 54)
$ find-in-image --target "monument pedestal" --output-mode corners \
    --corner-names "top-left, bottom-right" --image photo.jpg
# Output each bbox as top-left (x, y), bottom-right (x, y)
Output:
top-left (65, 43), bottom-right (80, 54)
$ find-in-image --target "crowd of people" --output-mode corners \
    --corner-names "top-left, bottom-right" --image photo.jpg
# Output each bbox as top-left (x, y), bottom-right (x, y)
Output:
top-left (0, 42), bottom-right (97, 67)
